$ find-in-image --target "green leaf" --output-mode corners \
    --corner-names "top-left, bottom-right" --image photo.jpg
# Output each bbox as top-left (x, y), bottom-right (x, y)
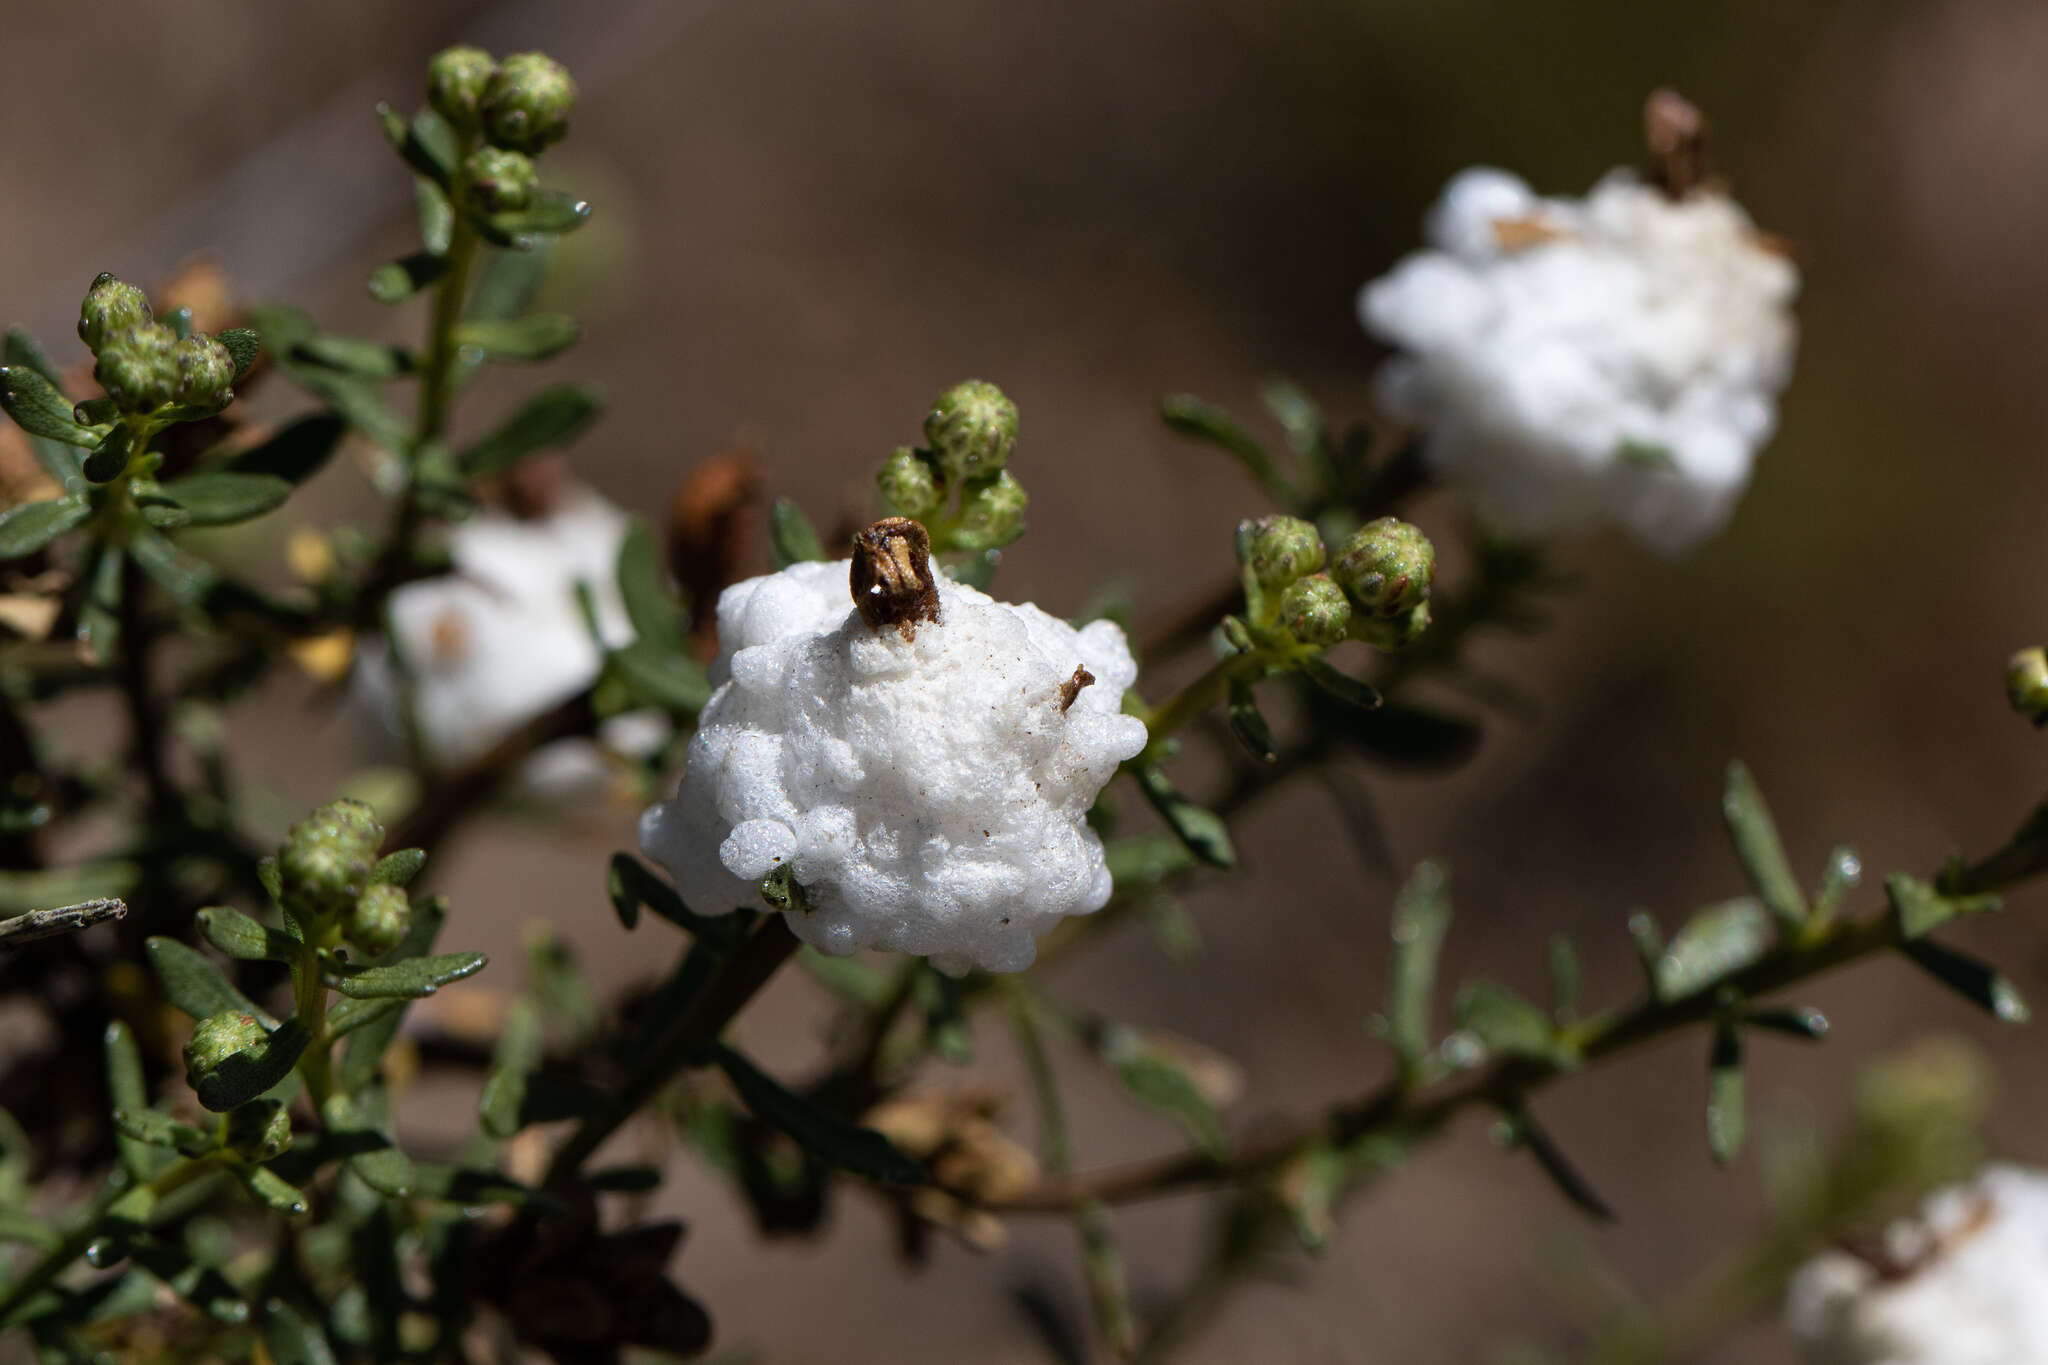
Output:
top-left (1132, 763), bottom-right (1235, 869)
top-left (478, 997), bottom-right (543, 1139)
top-left (1901, 938), bottom-right (2031, 1023)
top-left (1810, 844), bottom-right (1863, 928)
top-left (467, 240), bottom-right (552, 322)
top-left (1706, 1020), bottom-right (1745, 1165)
top-left (238, 1164), bottom-right (307, 1215)
top-left (194, 906), bottom-right (298, 963)
top-left (1261, 379), bottom-right (1326, 459)
top-left (458, 384), bottom-right (601, 477)
top-left (293, 333), bottom-right (413, 380)
top-left (1627, 910), bottom-right (1665, 988)
top-left (127, 1236), bottom-right (248, 1323)
top-left (370, 848), bottom-right (425, 886)
top-left (216, 329), bottom-right (260, 380)
top-left (616, 518), bottom-right (685, 651)
top-left (611, 641), bottom-right (711, 714)
top-left (227, 414), bottom-right (345, 485)
top-left (110, 1108), bottom-right (215, 1158)
top-left (479, 190), bottom-right (592, 241)
top-left (376, 103), bottom-right (454, 185)
top-left (712, 1043), bottom-right (925, 1184)
top-left (1225, 679), bottom-right (1277, 763)
top-left (82, 424), bottom-right (134, 483)
top-left (128, 528), bottom-right (219, 607)
top-left (332, 950), bottom-right (486, 999)
top-left (338, 896), bottom-right (447, 1091)
top-left (770, 497), bottom-right (827, 567)
top-left (72, 396), bottom-right (119, 426)
top-left (163, 306), bottom-right (193, 340)
top-left (1546, 934), bottom-right (1580, 1025)
top-left (105, 1024), bottom-right (169, 1178)
top-left (416, 176), bottom-right (454, 255)
top-left (323, 1093), bottom-right (414, 1197)
top-left (0, 366), bottom-right (102, 447)
top-left (325, 997), bottom-right (405, 1043)
top-left (914, 965), bottom-right (973, 1065)
top-left (1887, 872), bottom-right (2000, 941)
top-left (456, 314), bottom-right (581, 362)
top-left (1499, 1107), bottom-right (1614, 1222)
top-left (3, 329), bottom-right (61, 387)
top-left (1454, 979), bottom-right (1567, 1065)
top-left (191, 1020), bottom-right (310, 1113)
top-left (145, 935), bottom-right (264, 1022)
top-left (1722, 761), bottom-right (1807, 931)
top-left (798, 949), bottom-right (896, 1006)
top-left (1104, 833), bottom-right (1196, 890)
top-left (1385, 860), bottom-right (1450, 1082)
top-left (1652, 898), bottom-right (1774, 1001)
top-left (1158, 394), bottom-right (1289, 503)
top-left (1301, 655), bottom-right (1382, 713)
top-left (0, 496), bottom-right (88, 559)
top-left (263, 1300), bottom-right (338, 1365)
top-left (367, 251), bottom-right (449, 304)
top-left (1096, 1026), bottom-right (1224, 1157)
top-left (156, 471), bottom-right (291, 527)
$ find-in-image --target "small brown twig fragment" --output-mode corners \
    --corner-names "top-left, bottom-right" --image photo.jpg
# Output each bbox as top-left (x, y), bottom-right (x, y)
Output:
top-left (851, 518), bottom-right (941, 639)
top-left (1645, 88), bottom-right (1709, 199)
top-left (1058, 667), bottom-right (1094, 712)
top-left (0, 899), bottom-right (127, 948)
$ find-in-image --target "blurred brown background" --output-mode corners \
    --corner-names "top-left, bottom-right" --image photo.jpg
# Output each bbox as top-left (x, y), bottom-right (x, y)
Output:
top-left (7, 0), bottom-right (2048, 1360)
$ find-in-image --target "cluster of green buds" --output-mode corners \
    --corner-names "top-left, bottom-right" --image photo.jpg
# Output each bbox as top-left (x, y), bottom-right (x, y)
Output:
top-left (427, 46), bottom-right (576, 215)
top-left (1235, 513), bottom-right (1435, 653)
top-left (875, 379), bottom-right (1029, 553)
top-left (78, 273), bottom-right (237, 417)
top-left (278, 798), bottom-right (411, 956)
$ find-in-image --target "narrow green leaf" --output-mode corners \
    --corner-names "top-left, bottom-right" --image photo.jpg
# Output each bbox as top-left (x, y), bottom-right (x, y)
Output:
top-left (229, 414), bottom-right (347, 485)
top-left (1225, 679), bottom-right (1277, 763)
top-left (238, 1164), bottom-right (307, 1215)
top-left (1706, 1020), bottom-right (1745, 1165)
top-left (712, 1043), bottom-right (925, 1184)
top-left (78, 544), bottom-right (123, 654)
top-left (337, 896), bottom-right (446, 1091)
top-left (156, 471), bottom-right (291, 527)
top-left (127, 1237), bottom-right (248, 1323)
top-left (81, 423), bottom-right (134, 482)
top-left (1810, 844), bottom-right (1863, 928)
top-left (611, 641), bottom-right (711, 714)
top-left (2, 329), bottom-right (61, 386)
top-left (1104, 833), bottom-right (1196, 889)
top-left (458, 384), bottom-right (600, 477)
top-left (0, 366), bottom-right (102, 447)
top-left (194, 906), bottom-right (297, 963)
top-left (616, 518), bottom-right (685, 651)
top-left (367, 252), bottom-right (449, 304)
top-left (376, 103), bottom-right (452, 185)
top-left (480, 190), bottom-right (591, 240)
top-left (914, 965), bottom-right (973, 1065)
top-left (1096, 1026), bottom-right (1224, 1157)
top-left (1501, 1108), bottom-right (1614, 1222)
top-left (192, 1020), bottom-right (310, 1113)
top-left (1722, 761), bottom-right (1807, 931)
top-left (1653, 898), bottom-right (1773, 1001)
top-left (1454, 979), bottom-right (1566, 1064)
top-left (105, 1024), bottom-right (167, 1178)
top-left (332, 950), bottom-right (486, 999)
top-left (1745, 1005), bottom-right (1830, 1040)
top-left (456, 314), bottom-right (581, 362)
top-left (0, 497), bottom-right (88, 559)
top-left (1302, 654), bottom-right (1382, 712)
top-left (323, 1092), bottom-right (414, 1197)
top-left (1132, 763), bottom-right (1235, 869)
top-left (1901, 938), bottom-right (2031, 1023)
top-left (110, 1109), bottom-right (215, 1158)
top-left (263, 1300), bottom-right (338, 1365)
top-left (1260, 379), bottom-right (1326, 458)
top-left (1546, 934), bottom-right (1580, 1024)
top-left (1887, 872), bottom-right (2000, 941)
top-left (216, 329), bottom-right (260, 380)
top-left (325, 996), bottom-right (405, 1044)
top-left (1158, 394), bottom-right (1289, 502)
top-left (1386, 860), bottom-right (1450, 1081)
top-left (798, 949), bottom-right (896, 1006)
top-left (72, 396), bottom-right (118, 426)
top-left (416, 176), bottom-right (454, 254)
top-left (368, 849), bottom-right (425, 888)
top-left (128, 529), bottom-right (219, 607)
top-left (467, 239), bottom-right (552, 322)
top-left (146, 935), bottom-right (263, 1022)
top-left (293, 333), bottom-right (412, 380)
top-left (478, 997), bottom-right (543, 1140)
top-left (769, 496), bottom-right (827, 566)
top-left (163, 306), bottom-right (194, 340)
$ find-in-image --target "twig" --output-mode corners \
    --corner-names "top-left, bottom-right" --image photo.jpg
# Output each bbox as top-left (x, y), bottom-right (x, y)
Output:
top-left (0, 898), bottom-right (127, 947)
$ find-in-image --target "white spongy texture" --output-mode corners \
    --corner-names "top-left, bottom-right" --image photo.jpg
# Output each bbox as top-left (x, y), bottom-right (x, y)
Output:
top-left (639, 559), bottom-right (1148, 974)
top-left (1785, 1165), bottom-right (2048, 1364)
top-left (1359, 166), bottom-right (1799, 556)
top-left (359, 488), bottom-right (641, 773)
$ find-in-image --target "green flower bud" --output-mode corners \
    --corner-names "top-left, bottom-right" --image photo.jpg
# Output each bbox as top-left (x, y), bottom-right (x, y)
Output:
top-left (2009, 647), bottom-right (2048, 726)
top-left (171, 335), bottom-right (234, 409)
top-left (279, 799), bottom-right (382, 919)
top-left (952, 470), bottom-right (1028, 550)
top-left (347, 883), bottom-right (412, 958)
top-left (876, 446), bottom-right (941, 519)
top-left (184, 1011), bottom-right (268, 1088)
top-left (77, 273), bottom-right (153, 353)
top-left (1356, 599), bottom-right (1431, 652)
top-left (93, 323), bottom-right (180, 413)
top-left (464, 146), bottom-right (537, 213)
top-left (481, 51), bottom-right (576, 154)
top-left (1332, 517), bottom-right (1435, 618)
top-left (1277, 572), bottom-right (1352, 647)
top-left (428, 45), bottom-right (497, 134)
top-left (224, 1099), bottom-right (293, 1162)
top-left (923, 379), bottom-right (1018, 482)
top-left (1234, 515), bottom-right (1325, 591)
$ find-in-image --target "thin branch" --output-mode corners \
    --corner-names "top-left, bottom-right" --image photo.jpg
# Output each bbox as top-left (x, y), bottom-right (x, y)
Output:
top-left (0, 898), bottom-right (127, 947)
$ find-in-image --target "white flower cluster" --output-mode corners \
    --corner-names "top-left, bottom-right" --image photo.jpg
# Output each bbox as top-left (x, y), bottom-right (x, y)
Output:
top-left (1359, 166), bottom-right (1799, 555)
top-left (639, 557), bottom-right (1148, 975)
top-left (357, 488), bottom-right (660, 786)
top-left (1786, 1165), bottom-right (2048, 1364)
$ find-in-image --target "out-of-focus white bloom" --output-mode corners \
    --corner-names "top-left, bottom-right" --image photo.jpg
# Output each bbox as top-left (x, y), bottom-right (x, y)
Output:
top-left (357, 488), bottom-right (665, 784)
top-left (1786, 1165), bottom-right (2048, 1364)
top-left (639, 556), bottom-right (1147, 974)
top-left (1359, 166), bottom-right (1799, 555)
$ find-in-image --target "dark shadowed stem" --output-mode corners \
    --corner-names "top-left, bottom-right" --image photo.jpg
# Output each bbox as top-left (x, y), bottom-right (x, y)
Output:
top-left (116, 557), bottom-right (176, 825)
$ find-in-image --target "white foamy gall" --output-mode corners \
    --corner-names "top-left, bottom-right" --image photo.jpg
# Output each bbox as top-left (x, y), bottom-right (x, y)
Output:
top-left (639, 544), bottom-right (1148, 975)
top-left (357, 487), bottom-right (664, 781)
top-left (1786, 1165), bottom-right (2048, 1364)
top-left (1359, 166), bottom-right (1799, 556)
